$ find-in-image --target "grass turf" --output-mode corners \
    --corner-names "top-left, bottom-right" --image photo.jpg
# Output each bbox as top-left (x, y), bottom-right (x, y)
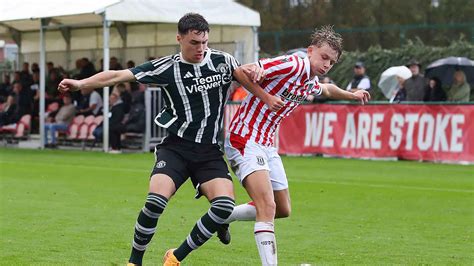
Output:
top-left (0, 148), bottom-right (473, 265)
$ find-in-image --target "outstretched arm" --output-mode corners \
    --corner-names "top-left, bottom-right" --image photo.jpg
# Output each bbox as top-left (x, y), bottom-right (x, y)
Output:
top-left (233, 64), bottom-right (285, 112)
top-left (58, 69), bottom-right (135, 93)
top-left (321, 83), bottom-right (370, 104)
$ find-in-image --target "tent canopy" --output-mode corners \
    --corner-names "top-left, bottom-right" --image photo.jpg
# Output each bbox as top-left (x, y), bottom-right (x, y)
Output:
top-left (0, 0), bottom-right (260, 151)
top-left (0, 0), bottom-right (260, 35)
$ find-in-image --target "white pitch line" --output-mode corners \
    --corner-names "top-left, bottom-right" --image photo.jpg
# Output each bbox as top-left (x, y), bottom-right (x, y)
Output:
top-left (293, 179), bottom-right (474, 193)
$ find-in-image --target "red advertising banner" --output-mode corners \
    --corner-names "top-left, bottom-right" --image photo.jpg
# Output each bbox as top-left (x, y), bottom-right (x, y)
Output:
top-left (276, 104), bottom-right (474, 163)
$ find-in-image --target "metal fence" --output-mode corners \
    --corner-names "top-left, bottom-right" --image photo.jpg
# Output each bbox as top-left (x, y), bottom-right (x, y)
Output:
top-left (18, 42), bottom-right (242, 73)
top-left (144, 87), bottom-right (167, 151)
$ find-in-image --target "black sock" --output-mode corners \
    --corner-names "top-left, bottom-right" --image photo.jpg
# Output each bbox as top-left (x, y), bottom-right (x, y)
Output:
top-left (173, 196), bottom-right (235, 261)
top-left (129, 193), bottom-right (168, 265)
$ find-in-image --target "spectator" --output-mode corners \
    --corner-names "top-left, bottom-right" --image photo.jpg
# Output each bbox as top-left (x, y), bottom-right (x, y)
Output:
top-left (31, 63), bottom-right (40, 73)
top-left (0, 74), bottom-right (12, 103)
top-left (93, 93), bottom-right (126, 153)
top-left (405, 59), bottom-right (427, 101)
top-left (391, 77), bottom-right (407, 103)
top-left (12, 71), bottom-right (21, 84)
top-left (123, 92), bottom-right (145, 134)
top-left (112, 83), bottom-right (132, 113)
top-left (346, 61), bottom-right (371, 92)
top-left (126, 60), bottom-right (136, 68)
top-left (76, 88), bottom-right (103, 116)
top-left (424, 77), bottom-right (446, 102)
top-left (76, 58), bottom-right (96, 79)
top-left (71, 59), bottom-right (83, 79)
top-left (0, 94), bottom-right (19, 126)
top-left (20, 62), bottom-right (33, 88)
top-left (46, 70), bottom-right (61, 101)
top-left (44, 93), bottom-right (76, 148)
top-left (447, 70), bottom-right (471, 102)
top-left (30, 71), bottom-right (41, 116)
top-left (46, 62), bottom-right (55, 75)
top-left (110, 56), bottom-right (123, 70)
top-left (12, 81), bottom-right (33, 117)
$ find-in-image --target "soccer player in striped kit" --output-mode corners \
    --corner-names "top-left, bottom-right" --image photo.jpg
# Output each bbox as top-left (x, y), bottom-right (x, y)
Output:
top-left (58, 13), bottom-right (283, 266)
top-left (222, 26), bottom-right (370, 265)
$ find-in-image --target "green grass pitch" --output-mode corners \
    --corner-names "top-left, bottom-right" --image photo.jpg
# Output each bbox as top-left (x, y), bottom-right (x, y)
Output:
top-left (1, 148), bottom-right (473, 265)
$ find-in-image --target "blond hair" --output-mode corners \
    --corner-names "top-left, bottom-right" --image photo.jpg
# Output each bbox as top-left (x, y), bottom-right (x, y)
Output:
top-left (310, 25), bottom-right (343, 60)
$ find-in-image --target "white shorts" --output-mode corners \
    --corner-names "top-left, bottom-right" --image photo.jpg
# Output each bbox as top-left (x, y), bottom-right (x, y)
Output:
top-left (224, 133), bottom-right (288, 191)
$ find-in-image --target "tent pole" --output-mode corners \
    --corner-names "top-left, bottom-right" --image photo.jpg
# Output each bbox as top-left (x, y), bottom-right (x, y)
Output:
top-left (102, 13), bottom-right (110, 152)
top-left (39, 19), bottom-right (46, 149)
top-left (252, 26), bottom-right (259, 62)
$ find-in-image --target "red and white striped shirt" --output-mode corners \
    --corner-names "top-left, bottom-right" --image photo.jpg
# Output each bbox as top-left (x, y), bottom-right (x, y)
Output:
top-left (229, 54), bottom-right (322, 146)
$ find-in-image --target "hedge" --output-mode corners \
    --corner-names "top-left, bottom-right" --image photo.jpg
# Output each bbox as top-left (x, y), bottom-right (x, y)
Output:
top-left (329, 39), bottom-right (474, 100)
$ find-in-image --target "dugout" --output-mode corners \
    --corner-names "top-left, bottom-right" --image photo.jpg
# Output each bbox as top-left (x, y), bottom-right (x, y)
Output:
top-left (0, 0), bottom-right (261, 151)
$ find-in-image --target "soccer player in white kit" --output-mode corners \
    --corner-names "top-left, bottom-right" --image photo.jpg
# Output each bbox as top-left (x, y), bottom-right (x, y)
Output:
top-left (222, 26), bottom-right (370, 265)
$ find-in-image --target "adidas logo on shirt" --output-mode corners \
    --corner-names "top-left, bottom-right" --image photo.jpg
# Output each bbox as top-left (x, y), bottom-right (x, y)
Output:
top-left (184, 71), bottom-right (194, 78)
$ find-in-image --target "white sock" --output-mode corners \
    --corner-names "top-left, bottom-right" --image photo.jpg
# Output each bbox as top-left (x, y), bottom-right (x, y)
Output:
top-left (254, 221), bottom-right (277, 266)
top-left (224, 202), bottom-right (257, 223)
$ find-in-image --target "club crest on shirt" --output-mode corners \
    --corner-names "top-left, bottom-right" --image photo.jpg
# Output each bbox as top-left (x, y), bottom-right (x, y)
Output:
top-left (156, 160), bottom-right (166, 168)
top-left (256, 156), bottom-right (265, 166)
top-left (216, 63), bottom-right (232, 84)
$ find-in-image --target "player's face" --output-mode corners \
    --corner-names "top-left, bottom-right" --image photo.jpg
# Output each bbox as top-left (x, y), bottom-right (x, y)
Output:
top-left (307, 43), bottom-right (338, 77)
top-left (177, 30), bottom-right (209, 63)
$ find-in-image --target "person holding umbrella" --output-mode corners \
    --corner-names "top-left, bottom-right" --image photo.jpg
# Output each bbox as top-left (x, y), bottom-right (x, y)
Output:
top-left (377, 65), bottom-right (412, 103)
top-left (447, 70), bottom-right (471, 102)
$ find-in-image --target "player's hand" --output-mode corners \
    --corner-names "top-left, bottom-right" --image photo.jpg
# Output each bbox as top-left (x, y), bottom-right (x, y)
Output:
top-left (353, 90), bottom-right (371, 105)
top-left (58, 79), bottom-right (81, 93)
top-left (264, 94), bottom-right (285, 112)
top-left (242, 64), bottom-right (266, 83)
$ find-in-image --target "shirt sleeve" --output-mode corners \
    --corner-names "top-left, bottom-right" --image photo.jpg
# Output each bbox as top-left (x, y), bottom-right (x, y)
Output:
top-left (258, 55), bottom-right (298, 80)
top-left (228, 55), bottom-right (240, 74)
top-left (227, 54), bottom-right (241, 81)
top-left (310, 81), bottom-right (323, 96)
top-left (129, 57), bottom-right (172, 85)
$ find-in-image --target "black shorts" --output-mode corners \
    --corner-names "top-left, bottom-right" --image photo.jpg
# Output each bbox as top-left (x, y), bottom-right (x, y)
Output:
top-left (150, 133), bottom-right (232, 198)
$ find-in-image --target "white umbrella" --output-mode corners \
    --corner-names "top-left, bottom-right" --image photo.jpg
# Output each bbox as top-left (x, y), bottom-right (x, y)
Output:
top-left (378, 66), bottom-right (412, 100)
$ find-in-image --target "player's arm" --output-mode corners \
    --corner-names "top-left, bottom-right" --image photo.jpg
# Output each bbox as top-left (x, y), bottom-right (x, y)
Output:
top-left (233, 64), bottom-right (284, 112)
top-left (321, 83), bottom-right (370, 105)
top-left (58, 70), bottom-right (135, 93)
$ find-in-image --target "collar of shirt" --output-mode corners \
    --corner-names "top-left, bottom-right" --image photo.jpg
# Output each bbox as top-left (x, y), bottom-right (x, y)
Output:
top-left (303, 56), bottom-right (319, 85)
top-left (179, 48), bottom-right (211, 66)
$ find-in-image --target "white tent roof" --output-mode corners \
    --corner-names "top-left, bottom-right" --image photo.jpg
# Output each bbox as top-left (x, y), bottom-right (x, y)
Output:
top-left (106, 0), bottom-right (260, 26)
top-left (0, 0), bottom-right (260, 35)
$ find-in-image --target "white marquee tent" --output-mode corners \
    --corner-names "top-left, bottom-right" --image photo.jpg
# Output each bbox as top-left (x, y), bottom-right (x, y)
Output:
top-left (0, 0), bottom-right (260, 151)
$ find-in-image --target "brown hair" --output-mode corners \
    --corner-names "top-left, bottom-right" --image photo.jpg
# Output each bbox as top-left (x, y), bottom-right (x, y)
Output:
top-left (310, 25), bottom-right (343, 60)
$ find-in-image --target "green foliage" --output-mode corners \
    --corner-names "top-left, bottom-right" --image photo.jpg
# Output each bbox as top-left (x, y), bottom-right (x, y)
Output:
top-left (238, 0), bottom-right (474, 52)
top-left (1, 148), bottom-right (473, 264)
top-left (0, 60), bottom-right (13, 71)
top-left (329, 39), bottom-right (474, 100)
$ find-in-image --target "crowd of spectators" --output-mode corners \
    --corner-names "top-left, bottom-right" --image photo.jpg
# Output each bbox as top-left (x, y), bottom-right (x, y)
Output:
top-left (1, 55), bottom-right (472, 149)
top-left (302, 58), bottom-right (471, 104)
top-left (0, 57), bottom-right (146, 151)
